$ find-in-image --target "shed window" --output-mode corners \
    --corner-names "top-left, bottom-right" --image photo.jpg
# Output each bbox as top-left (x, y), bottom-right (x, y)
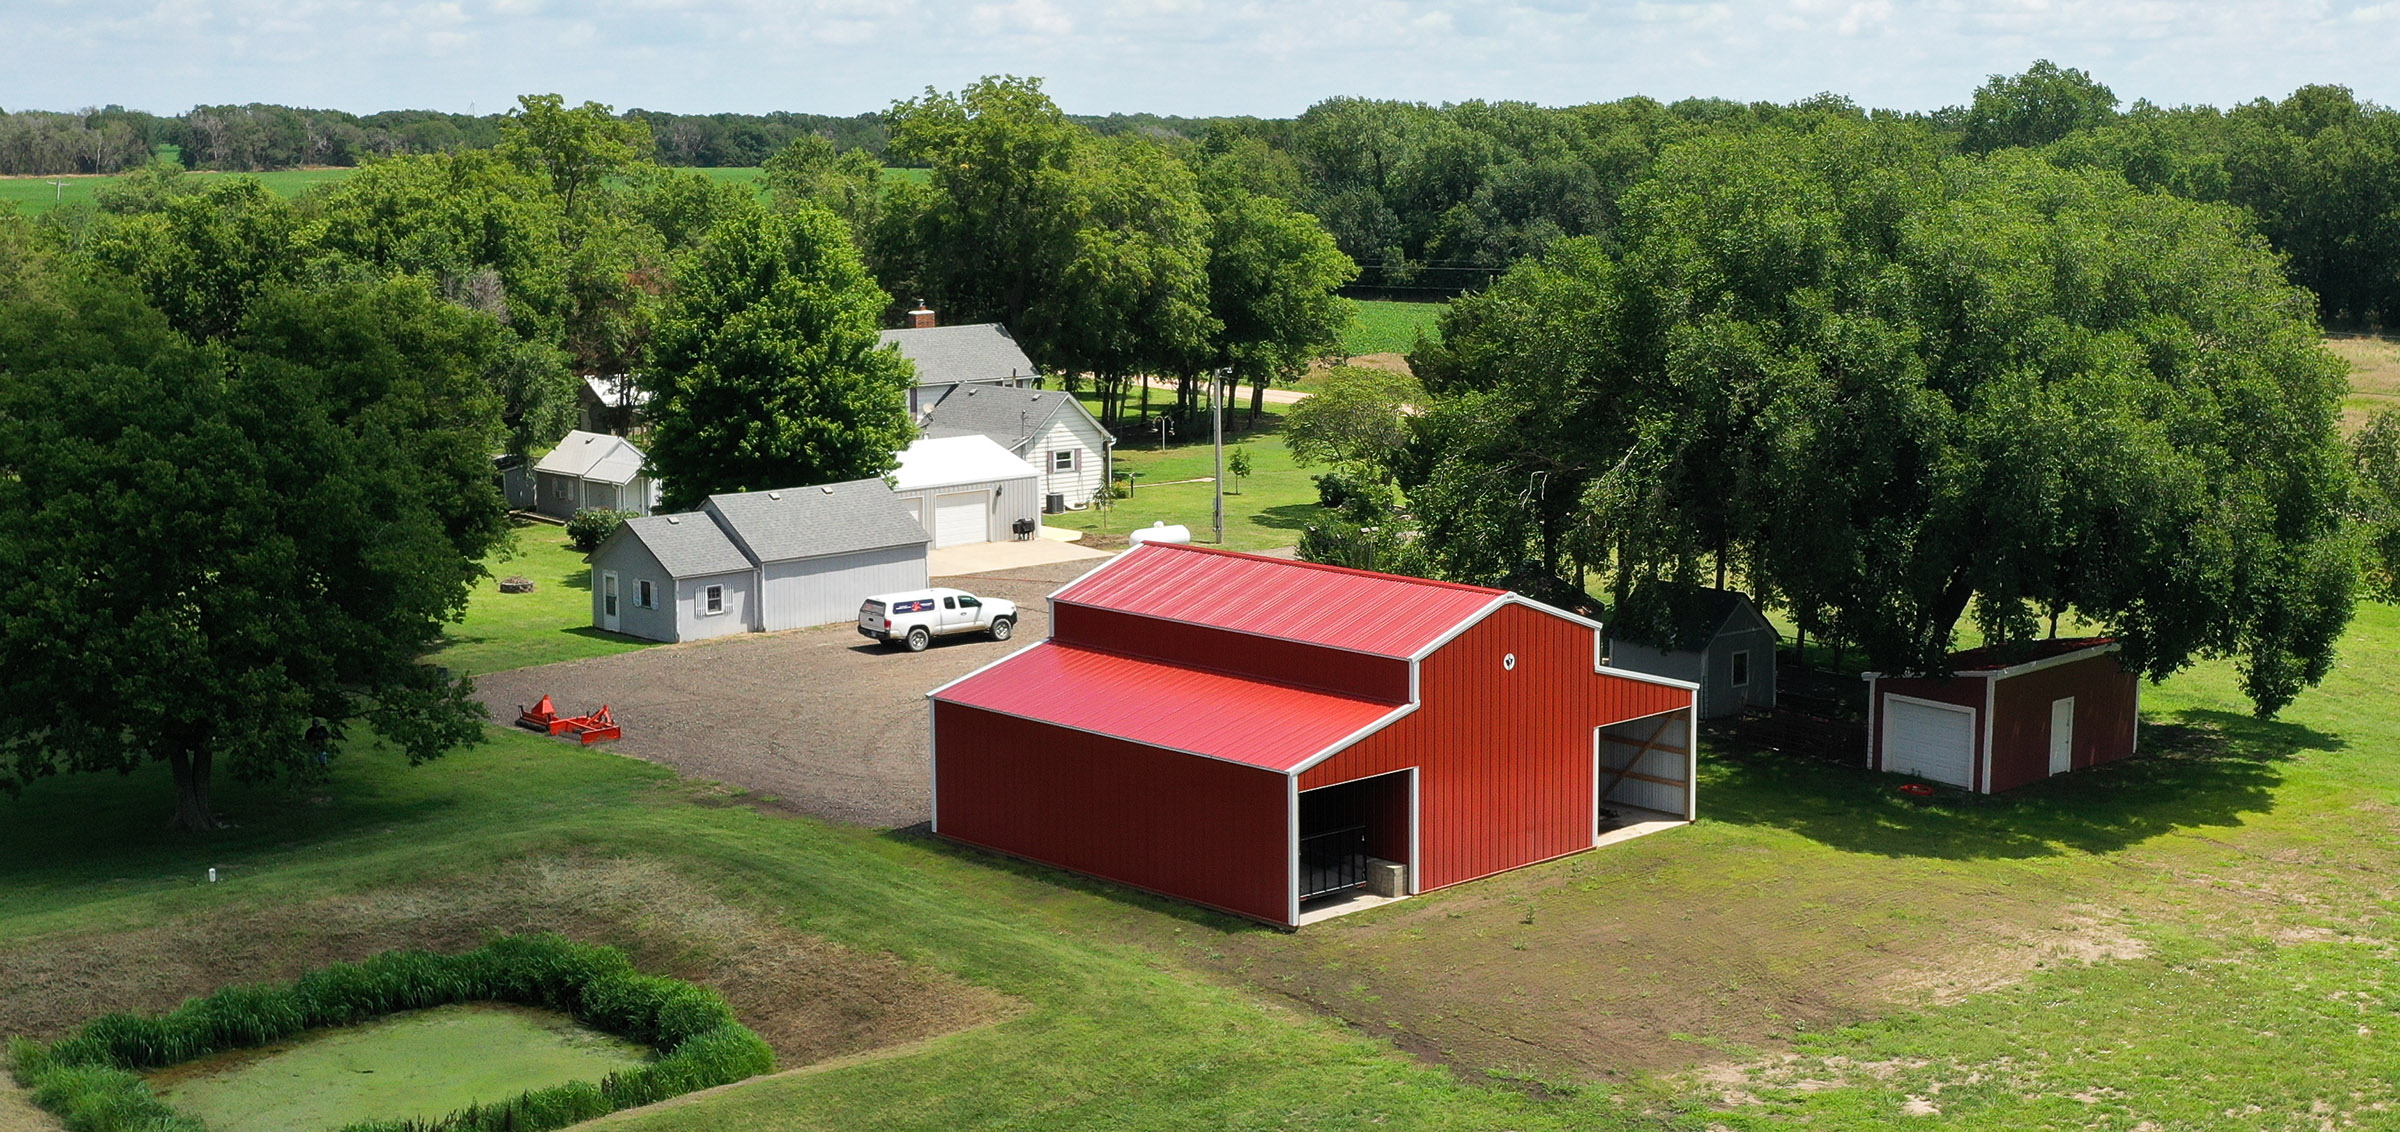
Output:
top-left (1730, 649), bottom-right (1751, 687)
top-left (636, 579), bottom-right (655, 609)
top-left (703, 585), bottom-right (725, 615)
top-left (1052, 449), bottom-right (1077, 471)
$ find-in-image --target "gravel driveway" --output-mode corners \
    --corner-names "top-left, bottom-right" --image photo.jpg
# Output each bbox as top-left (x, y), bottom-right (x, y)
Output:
top-left (472, 560), bottom-right (1103, 828)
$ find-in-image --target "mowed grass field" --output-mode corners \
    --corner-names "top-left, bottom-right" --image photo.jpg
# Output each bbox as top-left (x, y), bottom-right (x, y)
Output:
top-left (1048, 394), bottom-right (1324, 552)
top-left (7, 590), bottom-right (2400, 1130)
top-left (0, 168), bottom-right (355, 213)
top-left (2330, 332), bottom-right (2400, 435)
top-left (425, 525), bottom-right (655, 676)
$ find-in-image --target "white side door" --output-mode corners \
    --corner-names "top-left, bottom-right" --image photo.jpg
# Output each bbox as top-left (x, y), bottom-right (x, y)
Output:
top-left (933, 491), bottom-right (987, 547)
top-left (1883, 696), bottom-right (1975, 789)
top-left (600, 570), bottom-right (620, 632)
top-left (2049, 697), bottom-right (2076, 776)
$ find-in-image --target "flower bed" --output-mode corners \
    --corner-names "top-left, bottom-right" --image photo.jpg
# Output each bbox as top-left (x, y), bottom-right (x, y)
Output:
top-left (7, 935), bottom-right (774, 1132)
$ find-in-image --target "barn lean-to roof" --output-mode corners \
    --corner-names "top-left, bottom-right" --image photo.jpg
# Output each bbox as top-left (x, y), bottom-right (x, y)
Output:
top-left (1049, 544), bottom-right (1508, 661)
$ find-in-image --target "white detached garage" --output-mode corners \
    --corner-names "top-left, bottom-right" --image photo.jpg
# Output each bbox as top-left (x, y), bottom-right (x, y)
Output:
top-left (890, 435), bottom-right (1042, 548)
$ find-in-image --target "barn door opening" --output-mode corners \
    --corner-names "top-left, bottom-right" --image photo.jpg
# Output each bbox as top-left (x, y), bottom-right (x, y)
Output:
top-left (1298, 771), bottom-right (1412, 902)
top-left (1596, 710), bottom-right (1694, 830)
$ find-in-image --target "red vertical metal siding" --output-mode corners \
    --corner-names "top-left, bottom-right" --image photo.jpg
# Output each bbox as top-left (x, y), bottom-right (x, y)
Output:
top-left (1871, 677), bottom-right (1989, 788)
top-left (933, 701), bottom-right (1293, 924)
top-left (1051, 603), bottom-right (1411, 702)
top-left (1299, 604), bottom-right (1690, 891)
top-left (1987, 656), bottom-right (2141, 792)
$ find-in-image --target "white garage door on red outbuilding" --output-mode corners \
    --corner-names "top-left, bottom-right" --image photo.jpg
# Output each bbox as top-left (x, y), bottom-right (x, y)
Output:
top-left (1882, 696), bottom-right (1975, 788)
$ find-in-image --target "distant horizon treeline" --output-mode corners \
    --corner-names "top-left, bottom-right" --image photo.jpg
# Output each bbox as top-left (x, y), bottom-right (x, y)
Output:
top-left (0, 102), bottom-right (1221, 175)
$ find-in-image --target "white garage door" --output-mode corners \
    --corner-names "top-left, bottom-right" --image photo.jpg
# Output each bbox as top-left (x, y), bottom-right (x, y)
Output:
top-left (1883, 697), bottom-right (1976, 789)
top-left (933, 491), bottom-right (988, 548)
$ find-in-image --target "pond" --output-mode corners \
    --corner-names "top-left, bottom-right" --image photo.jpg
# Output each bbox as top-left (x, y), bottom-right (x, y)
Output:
top-left (149, 1002), bottom-right (651, 1132)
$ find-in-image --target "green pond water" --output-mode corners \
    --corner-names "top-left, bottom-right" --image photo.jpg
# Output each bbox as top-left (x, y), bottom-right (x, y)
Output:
top-left (150, 1003), bottom-right (651, 1132)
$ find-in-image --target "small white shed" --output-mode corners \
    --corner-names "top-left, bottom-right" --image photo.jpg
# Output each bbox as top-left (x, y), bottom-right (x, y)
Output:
top-left (890, 436), bottom-right (1042, 548)
top-left (532, 430), bottom-right (659, 519)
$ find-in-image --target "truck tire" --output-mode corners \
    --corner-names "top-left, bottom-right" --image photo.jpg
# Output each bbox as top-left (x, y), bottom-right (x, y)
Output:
top-left (905, 626), bottom-right (931, 652)
top-left (989, 616), bottom-right (1015, 642)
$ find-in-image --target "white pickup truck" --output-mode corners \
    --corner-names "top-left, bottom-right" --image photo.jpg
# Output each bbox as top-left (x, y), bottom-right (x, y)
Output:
top-left (857, 588), bottom-right (1019, 652)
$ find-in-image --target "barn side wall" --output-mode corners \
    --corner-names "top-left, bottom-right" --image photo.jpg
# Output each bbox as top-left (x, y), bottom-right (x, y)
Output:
top-left (933, 701), bottom-right (1293, 925)
top-left (1988, 655), bottom-right (2141, 792)
top-left (1052, 603), bottom-right (1412, 703)
top-left (1301, 603), bottom-right (1691, 892)
top-left (1870, 676), bottom-right (1986, 788)
top-left (758, 544), bottom-right (929, 632)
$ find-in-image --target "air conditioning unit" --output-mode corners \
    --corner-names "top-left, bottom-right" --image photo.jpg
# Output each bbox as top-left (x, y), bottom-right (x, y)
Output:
top-left (1044, 492), bottom-right (1066, 514)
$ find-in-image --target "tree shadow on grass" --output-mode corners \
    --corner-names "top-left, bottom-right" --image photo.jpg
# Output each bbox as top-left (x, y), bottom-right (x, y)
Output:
top-left (885, 824), bottom-right (1290, 936)
top-left (1703, 708), bottom-right (2336, 861)
top-left (561, 626), bottom-right (646, 646)
top-left (1251, 503), bottom-right (1326, 532)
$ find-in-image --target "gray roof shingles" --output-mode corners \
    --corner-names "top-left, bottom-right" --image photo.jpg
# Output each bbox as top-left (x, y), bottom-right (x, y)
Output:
top-left (615, 514), bottom-right (753, 579)
top-left (917, 385), bottom-right (1075, 453)
top-left (879, 323), bottom-right (1037, 387)
top-left (705, 477), bottom-right (930, 564)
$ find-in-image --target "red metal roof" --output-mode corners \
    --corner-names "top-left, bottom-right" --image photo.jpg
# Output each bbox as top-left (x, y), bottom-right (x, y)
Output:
top-left (933, 643), bottom-right (1402, 772)
top-left (1051, 544), bottom-right (1506, 659)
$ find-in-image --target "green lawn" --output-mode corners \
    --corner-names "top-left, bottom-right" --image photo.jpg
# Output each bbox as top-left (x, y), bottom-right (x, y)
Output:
top-left (426, 525), bottom-right (654, 676)
top-left (1050, 395), bottom-right (1324, 552)
top-left (7, 598), bottom-right (2400, 1128)
top-left (1344, 299), bottom-right (1447, 356)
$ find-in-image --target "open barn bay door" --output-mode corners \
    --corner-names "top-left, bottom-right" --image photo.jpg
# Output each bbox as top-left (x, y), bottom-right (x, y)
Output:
top-left (1596, 710), bottom-right (1694, 827)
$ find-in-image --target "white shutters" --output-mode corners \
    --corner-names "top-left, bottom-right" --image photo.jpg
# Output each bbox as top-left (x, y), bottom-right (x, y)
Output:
top-left (933, 491), bottom-right (987, 547)
top-left (1882, 697), bottom-right (1975, 789)
top-left (2049, 697), bottom-right (2076, 776)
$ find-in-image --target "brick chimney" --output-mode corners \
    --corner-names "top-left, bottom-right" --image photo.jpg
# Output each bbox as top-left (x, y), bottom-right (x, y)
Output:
top-left (908, 300), bottom-right (936, 329)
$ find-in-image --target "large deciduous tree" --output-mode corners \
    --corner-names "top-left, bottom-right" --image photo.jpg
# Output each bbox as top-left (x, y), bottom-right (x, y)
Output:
top-left (642, 208), bottom-right (915, 509)
top-left (1198, 183), bottom-right (1357, 424)
top-left (1409, 122), bottom-right (2356, 715)
top-left (0, 273), bottom-right (510, 831)
top-left (881, 76), bottom-right (1082, 330)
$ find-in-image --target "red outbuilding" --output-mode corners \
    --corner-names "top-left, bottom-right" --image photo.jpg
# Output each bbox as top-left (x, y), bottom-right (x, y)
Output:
top-left (927, 544), bottom-right (1699, 927)
top-left (1866, 637), bottom-right (2141, 793)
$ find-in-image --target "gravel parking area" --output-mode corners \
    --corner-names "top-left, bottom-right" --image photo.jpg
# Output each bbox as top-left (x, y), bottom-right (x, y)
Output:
top-left (471, 560), bottom-right (1105, 828)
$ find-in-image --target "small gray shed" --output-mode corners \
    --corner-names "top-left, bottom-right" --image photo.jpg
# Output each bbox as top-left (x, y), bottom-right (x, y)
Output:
top-left (590, 513), bottom-right (757, 643)
top-left (1607, 588), bottom-right (1778, 719)
top-left (587, 478), bottom-right (930, 643)
top-left (703, 479), bottom-right (932, 632)
top-left (532, 430), bottom-right (659, 519)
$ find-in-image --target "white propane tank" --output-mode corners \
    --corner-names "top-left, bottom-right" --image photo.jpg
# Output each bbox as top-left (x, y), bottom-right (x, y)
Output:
top-left (1127, 522), bottom-right (1193, 546)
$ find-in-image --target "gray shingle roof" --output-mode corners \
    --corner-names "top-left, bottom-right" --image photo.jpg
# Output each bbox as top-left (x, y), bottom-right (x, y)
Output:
top-left (705, 477), bottom-right (930, 563)
top-left (878, 323), bottom-right (1038, 387)
top-left (614, 513), bottom-right (753, 578)
top-left (917, 385), bottom-right (1076, 453)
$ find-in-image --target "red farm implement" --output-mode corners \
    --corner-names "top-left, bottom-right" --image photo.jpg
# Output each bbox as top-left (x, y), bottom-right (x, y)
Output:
top-left (515, 695), bottom-right (622, 744)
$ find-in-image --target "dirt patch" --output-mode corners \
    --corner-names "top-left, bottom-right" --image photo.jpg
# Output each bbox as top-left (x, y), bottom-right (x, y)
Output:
top-left (1871, 906), bottom-right (2150, 1007)
top-left (471, 562), bottom-right (1099, 829)
top-left (1344, 353), bottom-right (1415, 375)
top-left (0, 1086), bottom-right (61, 1132)
top-left (0, 856), bottom-right (1011, 1068)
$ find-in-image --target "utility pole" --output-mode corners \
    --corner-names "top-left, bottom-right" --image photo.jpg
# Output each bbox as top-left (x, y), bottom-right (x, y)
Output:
top-left (1212, 367), bottom-right (1227, 545)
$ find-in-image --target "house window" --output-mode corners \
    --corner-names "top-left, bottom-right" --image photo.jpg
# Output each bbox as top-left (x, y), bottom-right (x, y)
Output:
top-left (1730, 649), bottom-right (1752, 687)
top-left (636, 579), bottom-right (655, 609)
top-left (703, 585), bottom-right (725, 615)
top-left (1052, 449), bottom-right (1077, 472)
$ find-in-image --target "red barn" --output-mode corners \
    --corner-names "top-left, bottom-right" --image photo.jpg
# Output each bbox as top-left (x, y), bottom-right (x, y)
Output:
top-left (1866, 637), bottom-right (2141, 793)
top-left (928, 545), bottom-right (1698, 927)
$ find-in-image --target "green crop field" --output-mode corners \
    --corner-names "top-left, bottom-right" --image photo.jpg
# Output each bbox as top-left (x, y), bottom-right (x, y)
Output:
top-left (1344, 298), bottom-right (1447, 357)
top-left (0, 168), bottom-right (356, 214)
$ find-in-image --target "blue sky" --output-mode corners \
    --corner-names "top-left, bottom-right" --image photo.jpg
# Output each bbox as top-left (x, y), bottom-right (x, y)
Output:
top-left (5, 1), bottom-right (2396, 119)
